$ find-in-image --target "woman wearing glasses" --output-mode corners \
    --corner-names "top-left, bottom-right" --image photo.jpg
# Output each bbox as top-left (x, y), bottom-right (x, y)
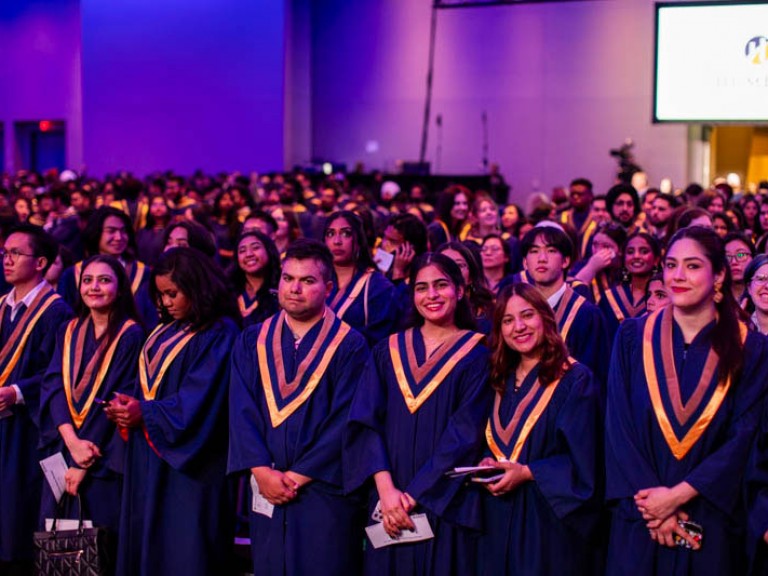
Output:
top-left (480, 234), bottom-right (513, 296)
top-left (744, 254), bottom-right (768, 335)
top-left (323, 211), bottom-right (395, 346)
top-left (605, 226), bottom-right (768, 575)
top-left (724, 232), bottom-right (755, 305)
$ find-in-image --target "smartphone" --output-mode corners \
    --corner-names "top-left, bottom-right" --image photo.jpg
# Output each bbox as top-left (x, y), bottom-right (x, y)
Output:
top-left (674, 520), bottom-right (703, 549)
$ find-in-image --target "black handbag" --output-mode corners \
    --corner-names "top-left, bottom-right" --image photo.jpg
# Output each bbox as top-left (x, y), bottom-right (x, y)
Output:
top-left (33, 493), bottom-right (114, 576)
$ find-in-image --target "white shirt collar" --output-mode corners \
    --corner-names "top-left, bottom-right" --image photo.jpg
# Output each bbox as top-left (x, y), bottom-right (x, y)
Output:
top-left (6, 279), bottom-right (49, 310)
top-left (547, 282), bottom-right (568, 310)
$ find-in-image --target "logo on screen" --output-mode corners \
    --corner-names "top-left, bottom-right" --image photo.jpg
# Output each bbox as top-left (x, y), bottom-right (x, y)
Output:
top-left (745, 36), bottom-right (768, 65)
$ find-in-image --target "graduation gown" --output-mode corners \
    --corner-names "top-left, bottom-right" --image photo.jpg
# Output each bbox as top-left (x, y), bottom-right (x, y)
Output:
top-left (0, 287), bottom-right (72, 562)
top-left (38, 317), bottom-right (143, 532)
top-left (345, 328), bottom-right (493, 576)
top-left (327, 268), bottom-right (396, 346)
top-left (598, 282), bottom-right (647, 347)
top-left (605, 309), bottom-right (768, 575)
top-left (552, 286), bottom-right (609, 394)
top-left (228, 309), bottom-right (369, 576)
top-left (238, 288), bottom-right (280, 329)
top-left (746, 397), bottom-right (768, 575)
top-left (478, 362), bottom-right (602, 576)
top-left (117, 318), bottom-right (238, 576)
top-left (498, 270), bottom-right (592, 301)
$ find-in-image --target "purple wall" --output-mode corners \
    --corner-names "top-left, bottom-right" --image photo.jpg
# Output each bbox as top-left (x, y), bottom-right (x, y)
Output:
top-left (0, 0), bottom-right (83, 173)
top-left (80, 0), bottom-right (286, 176)
top-left (310, 0), bottom-right (689, 202)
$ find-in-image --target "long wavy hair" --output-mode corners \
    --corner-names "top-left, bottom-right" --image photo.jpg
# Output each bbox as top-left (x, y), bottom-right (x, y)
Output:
top-left (489, 283), bottom-right (569, 393)
top-left (436, 241), bottom-right (494, 318)
top-left (231, 230), bottom-right (281, 292)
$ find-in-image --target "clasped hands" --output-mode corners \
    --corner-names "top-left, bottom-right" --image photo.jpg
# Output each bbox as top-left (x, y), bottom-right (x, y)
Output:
top-left (103, 393), bottom-right (143, 428)
top-left (634, 483), bottom-right (700, 550)
top-left (251, 467), bottom-right (311, 506)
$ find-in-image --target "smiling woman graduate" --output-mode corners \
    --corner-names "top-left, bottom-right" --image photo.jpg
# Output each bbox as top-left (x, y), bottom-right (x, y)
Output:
top-left (345, 252), bottom-right (492, 576)
top-left (605, 226), bottom-right (768, 575)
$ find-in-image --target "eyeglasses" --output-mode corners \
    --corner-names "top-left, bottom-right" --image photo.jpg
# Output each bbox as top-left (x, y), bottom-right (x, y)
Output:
top-left (0, 248), bottom-right (35, 262)
top-left (481, 245), bottom-right (503, 254)
top-left (751, 274), bottom-right (768, 286)
top-left (725, 251), bottom-right (750, 263)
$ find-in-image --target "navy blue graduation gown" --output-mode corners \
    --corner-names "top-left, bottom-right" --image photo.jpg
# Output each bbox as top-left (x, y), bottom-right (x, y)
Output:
top-left (117, 318), bottom-right (238, 576)
top-left (238, 288), bottom-right (280, 329)
top-left (552, 287), bottom-right (609, 395)
top-left (327, 268), bottom-right (396, 346)
top-left (498, 271), bottom-right (592, 300)
top-left (228, 311), bottom-right (369, 576)
top-left (478, 362), bottom-right (602, 576)
top-left (605, 312), bottom-right (768, 575)
top-left (38, 318), bottom-right (143, 532)
top-left (0, 291), bottom-right (72, 562)
top-left (345, 329), bottom-right (492, 576)
top-left (746, 397), bottom-right (768, 575)
top-left (598, 282), bottom-right (647, 347)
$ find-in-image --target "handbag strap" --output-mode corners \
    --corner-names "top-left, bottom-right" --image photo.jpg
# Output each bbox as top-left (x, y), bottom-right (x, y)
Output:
top-left (51, 492), bottom-right (85, 535)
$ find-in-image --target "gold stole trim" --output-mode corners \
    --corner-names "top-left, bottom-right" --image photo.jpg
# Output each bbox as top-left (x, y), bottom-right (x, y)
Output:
top-left (63, 319), bottom-right (136, 428)
top-left (437, 220), bottom-right (451, 241)
top-left (238, 294), bottom-right (259, 318)
top-left (603, 285), bottom-right (631, 323)
top-left (129, 262), bottom-right (146, 295)
top-left (519, 270), bottom-right (531, 284)
top-left (257, 310), bottom-right (351, 428)
top-left (642, 309), bottom-right (747, 460)
top-left (486, 371), bottom-right (565, 462)
top-left (330, 269), bottom-right (373, 320)
top-left (591, 274), bottom-right (609, 304)
top-left (458, 222), bottom-right (472, 241)
top-left (0, 287), bottom-right (60, 387)
top-left (390, 329), bottom-right (484, 414)
top-left (139, 323), bottom-right (197, 400)
top-left (580, 220), bottom-right (597, 257)
top-left (554, 287), bottom-right (586, 342)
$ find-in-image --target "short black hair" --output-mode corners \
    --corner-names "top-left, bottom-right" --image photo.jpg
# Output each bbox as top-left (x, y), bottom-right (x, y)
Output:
top-left (569, 178), bottom-right (593, 192)
top-left (6, 223), bottom-right (58, 274)
top-left (388, 213), bottom-right (428, 256)
top-left (83, 206), bottom-right (137, 259)
top-left (244, 210), bottom-right (278, 236)
top-left (163, 220), bottom-right (216, 258)
top-left (520, 225), bottom-right (575, 263)
top-left (284, 239), bottom-right (335, 283)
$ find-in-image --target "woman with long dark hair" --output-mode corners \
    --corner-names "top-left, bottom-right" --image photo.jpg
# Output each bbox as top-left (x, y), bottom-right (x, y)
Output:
top-left (574, 222), bottom-right (627, 303)
top-left (107, 248), bottom-right (240, 576)
top-left (605, 226), bottom-right (768, 575)
top-left (324, 210), bottom-right (395, 345)
top-left (39, 255), bottom-right (144, 541)
top-left (427, 185), bottom-right (472, 249)
top-left (136, 194), bottom-right (172, 266)
top-left (477, 283), bottom-right (602, 575)
top-left (436, 241), bottom-right (495, 333)
top-left (231, 230), bottom-right (281, 327)
top-left (345, 253), bottom-right (492, 576)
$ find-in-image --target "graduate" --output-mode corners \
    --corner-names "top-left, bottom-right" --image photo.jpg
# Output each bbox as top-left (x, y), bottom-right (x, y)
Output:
top-left (598, 232), bottom-right (660, 345)
top-left (477, 283), bottom-right (602, 576)
top-left (0, 224), bottom-right (72, 571)
top-left (324, 210), bottom-right (395, 346)
top-left (746, 398), bottom-right (768, 575)
top-left (605, 226), bottom-right (768, 575)
top-left (574, 222), bottom-right (627, 304)
top-left (229, 239), bottom-right (369, 576)
top-left (231, 230), bottom-right (281, 328)
top-left (345, 253), bottom-right (492, 576)
top-left (57, 207), bottom-right (156, 329)
top-left (106, 248), bottom-right (239, 576)
top-left (38, 255), bottom-right (144, 536)
top-left (518, 225), bottom-right (608, 388)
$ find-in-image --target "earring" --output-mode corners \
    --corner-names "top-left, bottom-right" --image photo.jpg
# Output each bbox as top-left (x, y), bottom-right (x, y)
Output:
top-left (621, 267), bottom-right (630, 283)
top-left (713, 282), bottom-right (723, 304)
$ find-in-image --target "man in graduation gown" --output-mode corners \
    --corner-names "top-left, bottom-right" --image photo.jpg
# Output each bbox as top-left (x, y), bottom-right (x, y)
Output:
top-left (0, 224), bottom-right (72, 573)
top-left (519, 225), bottom-right (609, 392)
top-left (229, 239), bottom-right (369, 576)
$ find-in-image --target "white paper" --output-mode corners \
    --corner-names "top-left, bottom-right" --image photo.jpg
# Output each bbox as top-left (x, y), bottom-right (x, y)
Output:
top-left (250, 475), bottom-right (275, 518)
top-left (365, 513), bottom-right (434, 549)
top-left (39, 452), bottom-right (68, 503)
top-left (447, 465), bottom-right (502, 478)
top-left (374, 249), bottom-right (394, 273)
top-left (45, 518), bottom-right (93, 531)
